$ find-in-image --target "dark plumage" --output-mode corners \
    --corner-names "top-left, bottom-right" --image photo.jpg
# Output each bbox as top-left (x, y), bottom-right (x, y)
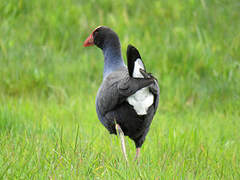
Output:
top-left (84, 26), bottom-right (159, 160)
top-left (127, 44), bottom-right (145, 77)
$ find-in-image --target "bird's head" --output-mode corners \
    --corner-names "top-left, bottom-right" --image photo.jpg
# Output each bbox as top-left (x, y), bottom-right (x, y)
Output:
top-left (83, 26), bottom-right (120, 50)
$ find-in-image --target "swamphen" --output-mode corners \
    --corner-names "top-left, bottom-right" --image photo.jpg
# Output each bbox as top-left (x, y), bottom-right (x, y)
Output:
top-left (84, 26), bottom-right (159, 162)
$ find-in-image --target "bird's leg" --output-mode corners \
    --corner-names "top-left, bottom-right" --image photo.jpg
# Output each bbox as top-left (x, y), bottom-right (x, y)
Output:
top-left (115, 124), bottom-right (128, 163)
top-left (134, 147), bottom-right (141, 162)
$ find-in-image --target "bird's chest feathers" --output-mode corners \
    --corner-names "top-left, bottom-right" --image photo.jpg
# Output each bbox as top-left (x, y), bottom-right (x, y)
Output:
top-left (127, 59), bottom-right (154, 115)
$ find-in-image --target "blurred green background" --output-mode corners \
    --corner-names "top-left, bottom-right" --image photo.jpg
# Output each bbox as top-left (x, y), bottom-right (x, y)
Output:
top-left (0, 0), bottom-right (240, 179)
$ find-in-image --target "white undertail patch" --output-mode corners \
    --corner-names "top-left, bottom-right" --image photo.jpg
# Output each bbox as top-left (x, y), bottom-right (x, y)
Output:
top-left (127, 59), bottom-right (154, 115)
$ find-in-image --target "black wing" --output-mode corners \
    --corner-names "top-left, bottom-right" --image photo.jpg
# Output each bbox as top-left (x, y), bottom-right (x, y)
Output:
top-left (96, 67), bottom-right (155, 115)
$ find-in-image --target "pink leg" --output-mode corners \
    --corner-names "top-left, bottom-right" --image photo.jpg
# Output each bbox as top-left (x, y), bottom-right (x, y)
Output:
top-left (134, 147), bottom-right (140, 161)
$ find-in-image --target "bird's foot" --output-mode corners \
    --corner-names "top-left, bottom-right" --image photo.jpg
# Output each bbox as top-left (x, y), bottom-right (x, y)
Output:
top-left (115, 124), bottom-right (128, 164)
top-left (134, 147), bottom-right (140, 162)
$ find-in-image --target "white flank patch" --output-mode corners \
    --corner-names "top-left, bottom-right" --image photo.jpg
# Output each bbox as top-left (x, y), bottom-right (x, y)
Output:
top-left (127, 59), bottom-right (154, 115)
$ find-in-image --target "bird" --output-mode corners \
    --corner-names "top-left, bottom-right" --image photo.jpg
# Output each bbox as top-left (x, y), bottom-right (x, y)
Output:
top-left (83, 26), bottom-right (159, 162)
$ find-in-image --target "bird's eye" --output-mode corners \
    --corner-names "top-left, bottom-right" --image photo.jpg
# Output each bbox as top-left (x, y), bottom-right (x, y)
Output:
top-left (95, 28), bottom-right (100, 33)
top-left (94, 29), bottom-right (99, 36)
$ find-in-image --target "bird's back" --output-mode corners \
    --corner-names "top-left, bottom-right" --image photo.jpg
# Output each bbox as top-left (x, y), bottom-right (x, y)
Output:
top-left (96, 66), bottom-right (157, 147)
top-left (96, 66), bottom-right (128, 115)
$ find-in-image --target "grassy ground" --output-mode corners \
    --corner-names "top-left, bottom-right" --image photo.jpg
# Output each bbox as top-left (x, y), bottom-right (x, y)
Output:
top-left (0, 0), bottom-right (240, 179)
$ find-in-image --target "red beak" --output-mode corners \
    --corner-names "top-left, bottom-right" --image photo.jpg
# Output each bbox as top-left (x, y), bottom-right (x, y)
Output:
top-left (83, 33), bottom-right (94, 47)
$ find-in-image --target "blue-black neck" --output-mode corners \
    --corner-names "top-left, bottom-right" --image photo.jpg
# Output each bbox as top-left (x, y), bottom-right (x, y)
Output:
top-left (102, 46), bottom-right (125, 78)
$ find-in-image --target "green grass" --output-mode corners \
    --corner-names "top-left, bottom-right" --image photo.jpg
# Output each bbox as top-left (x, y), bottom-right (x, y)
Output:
top-left (0, 0), bottom-right (240, 179)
